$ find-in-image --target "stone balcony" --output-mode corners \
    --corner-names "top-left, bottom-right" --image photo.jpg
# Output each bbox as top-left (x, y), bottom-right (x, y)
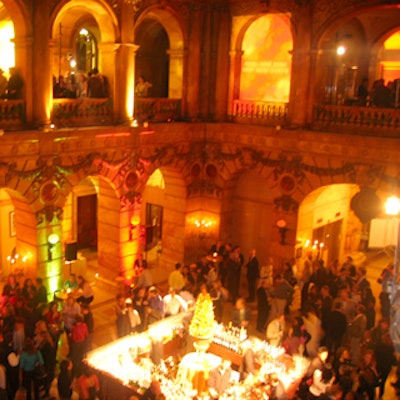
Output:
top-left (1, 98), bottom-right (400, 139)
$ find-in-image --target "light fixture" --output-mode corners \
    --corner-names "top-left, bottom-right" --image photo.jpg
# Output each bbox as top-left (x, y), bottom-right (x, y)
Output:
top-left (187, 214), bottom-right (216, 239)
top-left (129, 215), bottom-right (141, 241)
top-left (336, 45), bottom-right (346, 56)
top-left (385, 196), bottom-right (400, 216)
top-left (276, 219), bottom-right (288, 245)
top-left (48, 233), bottom-right (60, 261)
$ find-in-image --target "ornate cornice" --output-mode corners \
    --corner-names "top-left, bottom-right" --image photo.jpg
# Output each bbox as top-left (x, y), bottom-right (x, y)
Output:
top-left (2, 139), bottom-right (400, 221)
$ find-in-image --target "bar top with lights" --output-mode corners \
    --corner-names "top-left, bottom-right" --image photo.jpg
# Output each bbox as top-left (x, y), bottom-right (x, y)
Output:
top-left (84, 311), bottom-right (309, 400)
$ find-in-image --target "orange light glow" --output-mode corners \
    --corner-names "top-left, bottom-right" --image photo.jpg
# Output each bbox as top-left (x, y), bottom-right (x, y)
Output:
top-left (0, 20), bottom-right (15, 77)
top-left (240, 14), bottom-right (292, 103)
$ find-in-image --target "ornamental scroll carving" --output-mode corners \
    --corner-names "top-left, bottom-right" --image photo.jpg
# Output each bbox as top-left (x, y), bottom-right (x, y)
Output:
top-left (2, 141), bottom-right (399, 223)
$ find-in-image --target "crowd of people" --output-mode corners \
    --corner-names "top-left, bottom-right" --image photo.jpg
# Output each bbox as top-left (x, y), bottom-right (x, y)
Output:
top-left (0, 272), bottom-right (96, 400)
top-left (0, 243), bottom-right (399, 400)
top-left (125, 243), bottom-right (400, 400)
top-left (356, 77), bottom-right (400, 108)
top-left (52, 68), bottom-right (109, 99)
top-left (0, 68), bottom-right (24, 100)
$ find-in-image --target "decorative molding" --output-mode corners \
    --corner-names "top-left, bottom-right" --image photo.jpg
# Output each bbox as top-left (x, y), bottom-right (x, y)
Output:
top-left (120, 191), bottom-right (143, 209)
top-left (273, 194), bottom-right (299, 212)
top-left (2, 139), bottom-right (400, 222)
top-left (35, 205), bottom-right (63, 225)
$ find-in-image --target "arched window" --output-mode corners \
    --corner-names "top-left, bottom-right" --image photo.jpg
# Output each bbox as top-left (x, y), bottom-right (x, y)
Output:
top-left (240, 14), bottom-right (292, 103)
top-left (75, 28), bottom-right (97, 73)
top-left (378, 31), bottom-right (400, 84)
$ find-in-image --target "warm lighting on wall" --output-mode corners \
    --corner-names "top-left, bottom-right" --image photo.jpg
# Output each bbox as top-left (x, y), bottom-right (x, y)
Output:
top-left (0, 20), bottom-right (15, 77)
top-left (129, 215), bottom-right (141, 241)
top-left (48, 233), bottom-right (60, 261)
top-left (187, 213), bottom-right (217, 239)
top-left (7, 251), bottom-right (31, 274)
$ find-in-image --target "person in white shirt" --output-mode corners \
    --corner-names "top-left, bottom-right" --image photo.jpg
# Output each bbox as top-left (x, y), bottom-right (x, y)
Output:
top-left (163, 288), bottom-right (188, 317)
top-left (308, 364), bottom-right (335, 398)
top-left (208, 359), bottom-right (233, 399)
top-left (125, 298), bottom-right (141, 333)
top-left (266, 314), bottom-right (286, 347)
top-left (76, 275), bottom-right (94, 305)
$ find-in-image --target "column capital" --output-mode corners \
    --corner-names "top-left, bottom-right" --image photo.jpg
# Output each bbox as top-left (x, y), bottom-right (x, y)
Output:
top-left (98, 42), bottom-right (121, 54)
top-left (166, 48), bottom-right (185, 58)
top-left (12, 36), bottom-right (34, 48)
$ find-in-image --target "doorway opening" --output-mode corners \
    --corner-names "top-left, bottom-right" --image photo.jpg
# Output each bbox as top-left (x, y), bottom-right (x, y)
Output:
top-left (77, 194), bottom-right (97, 251)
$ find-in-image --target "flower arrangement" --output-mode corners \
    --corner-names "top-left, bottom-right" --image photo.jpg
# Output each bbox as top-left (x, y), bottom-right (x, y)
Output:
top-left (188, 291), bottom-right (215, 338)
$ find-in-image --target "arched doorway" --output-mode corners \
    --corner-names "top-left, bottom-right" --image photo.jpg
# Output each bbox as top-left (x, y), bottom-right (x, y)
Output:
top-left (296, 184), bottom-right (361, 269)
top-left (141, 167), bottom-right (186, 279)
top-left (135, 19), bottom-right (169, 98)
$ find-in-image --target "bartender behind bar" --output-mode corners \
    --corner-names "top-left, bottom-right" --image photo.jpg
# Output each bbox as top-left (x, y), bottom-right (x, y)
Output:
top-left (208, 359), bottom-right (233, 399)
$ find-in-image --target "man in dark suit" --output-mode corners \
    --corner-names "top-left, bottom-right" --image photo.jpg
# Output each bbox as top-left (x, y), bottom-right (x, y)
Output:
top-left (246, 248), bottom-right (259, 302)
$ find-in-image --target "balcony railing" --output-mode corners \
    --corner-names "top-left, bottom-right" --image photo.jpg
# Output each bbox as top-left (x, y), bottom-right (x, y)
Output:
top-left (231, 100), bottom-right (288, 125)
top-left (0, 100), bottom-right (26, 130)
top-left (134, 98), bottom-right (181, 122)
top-left (52, 98), bottom-right (113, 127)
top-left (313, 104), bottom-right (400, 137)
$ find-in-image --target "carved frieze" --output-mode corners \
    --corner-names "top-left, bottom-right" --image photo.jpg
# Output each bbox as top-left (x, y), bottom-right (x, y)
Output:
top-left (2, 136), bottom-right (400, 222)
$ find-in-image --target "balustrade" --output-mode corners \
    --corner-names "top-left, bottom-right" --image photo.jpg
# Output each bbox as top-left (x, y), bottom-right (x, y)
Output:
top-left (134, 98), bottom-right (181, 122)
top-left (313, 104), bottom-right (400, 137)
top-left (52, 98), bottom-right (113, 127)
top-left (232, 99), bottom-right (288, 125)
top-left (0, 100), bottom-right (26, 130)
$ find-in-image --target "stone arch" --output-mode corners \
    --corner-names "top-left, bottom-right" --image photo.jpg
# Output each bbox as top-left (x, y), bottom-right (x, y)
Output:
top-left (135, 7), bottom-right (185, 99)
top-left (63, 173), bottom-right (125, 282)
top-left (297, 183), bottom-right (362, 268)
top-left (229, 13), bottom-right (294, 109)
top-left (312, 4), bottom-right (400, 104)
top-left (50, 0), bottom-right (119, 87)
top-left (141, 166), bottom-right (187, 275)
top-left (0, 1), bottom-right (31, 111)
top-left (0, 188), bottom-right (37, 277)
top-left (1, 0), bottom-right (30, 37)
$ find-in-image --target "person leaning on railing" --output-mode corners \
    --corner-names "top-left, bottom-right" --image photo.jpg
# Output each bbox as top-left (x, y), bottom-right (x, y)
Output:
top-left (6, 67), bottom-right (24, 100)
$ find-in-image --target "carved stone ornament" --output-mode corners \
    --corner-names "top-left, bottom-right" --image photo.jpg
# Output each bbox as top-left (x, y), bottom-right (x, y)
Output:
top-left (39, 181), bottom-right (60, 205)
top-left (279, 174), bottom-right (297, 194)
top-left (124, 170), bottom-right (139, 190)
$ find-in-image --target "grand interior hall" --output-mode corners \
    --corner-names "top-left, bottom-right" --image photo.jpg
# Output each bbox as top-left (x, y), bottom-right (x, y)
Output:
top-left (0, 0), bottom-right (400, 399)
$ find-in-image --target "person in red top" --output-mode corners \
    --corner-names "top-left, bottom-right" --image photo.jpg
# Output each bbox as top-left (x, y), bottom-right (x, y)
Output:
top-left (77, 365), bottom-right (100, 400)
top-left (70, 314), bottom-right (89, 378)
top-left (44, 301), bottom-right (61, 341)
